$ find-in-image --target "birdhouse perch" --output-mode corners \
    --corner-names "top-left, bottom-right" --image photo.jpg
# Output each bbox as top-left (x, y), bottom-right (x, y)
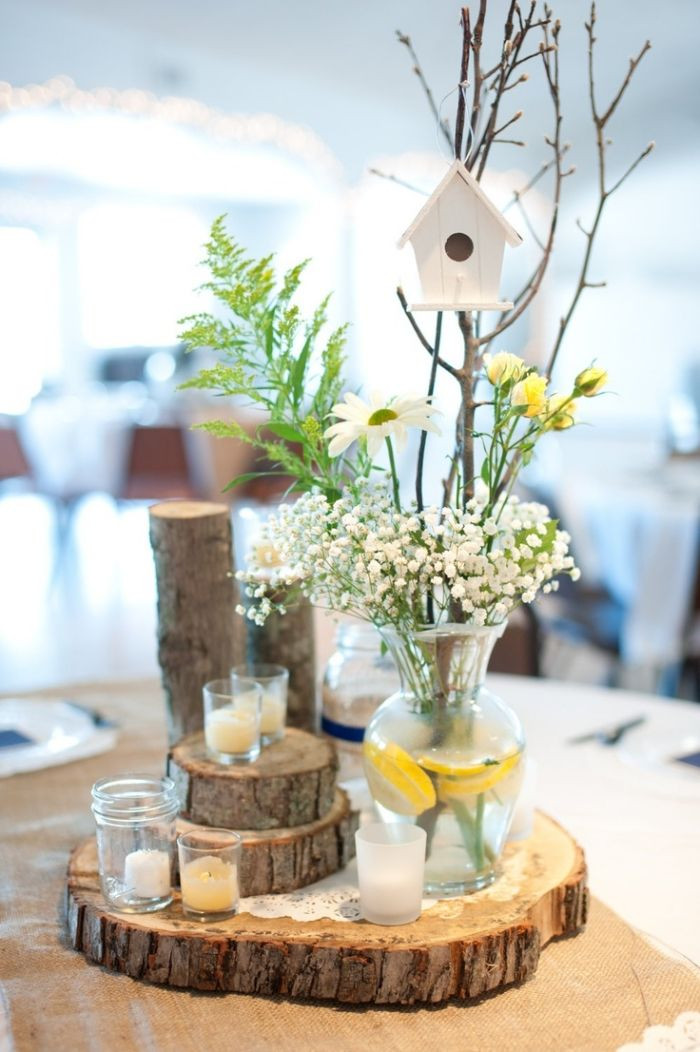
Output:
top-left (398, 160), bottom-right (522, 312)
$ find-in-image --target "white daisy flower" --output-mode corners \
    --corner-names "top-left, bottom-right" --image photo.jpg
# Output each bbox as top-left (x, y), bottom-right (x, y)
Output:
top-left (324, 392), bottom-right (441, 457)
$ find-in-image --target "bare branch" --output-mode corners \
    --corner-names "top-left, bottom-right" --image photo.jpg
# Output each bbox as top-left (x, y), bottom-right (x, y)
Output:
top-left (368, 168), bottom-right (428, 196)
top-left (396, 30), bottom-right (454, 153)
top-left (545, 5), bottom-right (652, 376)
top-left (478, 17), bottom-right (565, 347)
top-left (599, 41), bottom-right (652, 127)
top-left (454, 8), bottom-right (471, 160)
top-left (502, 144), bottom-right (571, 213)
top-left (396, 287), bottom-right (460, 379)
top-left (492, 109), bottom-right (523, 139)
top-left (514, 198), bottom-right (545, 251)
top-left (607, 140), bottom-right (655, 196)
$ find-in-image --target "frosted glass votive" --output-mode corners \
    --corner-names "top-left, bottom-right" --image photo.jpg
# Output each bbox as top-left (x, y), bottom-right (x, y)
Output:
top-left (355, 822), bottom-right (427, 926)
top-left (507, 756), bottom-right (538, 841)
top-left (231, 664), bottom-right (288, 745)
top-left (203, 678), bottom-right (261, 764)
top-left (177, 827), bottom-right (241, 922)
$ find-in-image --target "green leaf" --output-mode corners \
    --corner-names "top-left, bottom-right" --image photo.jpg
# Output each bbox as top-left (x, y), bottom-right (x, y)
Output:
top-left (266, 421), bottom-right (306, 444)
top-left (222, 471), bottom-right (284, 492)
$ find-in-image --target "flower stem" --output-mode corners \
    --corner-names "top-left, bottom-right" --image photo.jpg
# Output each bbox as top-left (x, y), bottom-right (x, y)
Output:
top-left (385, 436), bottom-right (401, 511)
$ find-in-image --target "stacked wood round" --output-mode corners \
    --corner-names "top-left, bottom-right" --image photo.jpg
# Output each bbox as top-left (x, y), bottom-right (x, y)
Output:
top-left (166, 727), bottom-right (358, 896)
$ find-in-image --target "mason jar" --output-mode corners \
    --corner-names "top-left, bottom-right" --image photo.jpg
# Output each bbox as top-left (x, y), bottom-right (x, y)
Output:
top-left (91, 774), bottom-right (179, 913)
top-left (321, 622), bottom-right (400, 780)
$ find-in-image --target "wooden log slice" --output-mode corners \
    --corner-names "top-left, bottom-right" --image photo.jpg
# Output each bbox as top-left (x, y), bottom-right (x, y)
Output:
top-left (66, 811), bottom-right (587, 1005)
top-left (179, 787), bottom-right (359, 896)
top-left (168, 728), bottom-right (338, 830)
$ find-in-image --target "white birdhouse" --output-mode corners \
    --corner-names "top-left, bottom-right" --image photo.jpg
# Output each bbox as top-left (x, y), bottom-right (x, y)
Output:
top-left (398, 159), bottom-right (523, 311)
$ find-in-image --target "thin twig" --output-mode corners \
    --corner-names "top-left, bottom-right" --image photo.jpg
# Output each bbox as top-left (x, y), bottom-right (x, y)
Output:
top-left (416, 312), bottom-right (444, 515)
top-left (544, 3), bottom-right (652, 376)
top-left (396, 30), bottom-right (454, 153)
top-left (396, 287), bottom-right (459, 378)
top-left (454, 8), bottom-right (471, 161)
top-left (368, 168), bottom-right (429, 196)
top-left (478, 13), bottom-right (565, 348)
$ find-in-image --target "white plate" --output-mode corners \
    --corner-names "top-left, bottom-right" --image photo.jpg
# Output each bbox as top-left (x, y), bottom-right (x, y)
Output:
top-left (0, 698), bottom-right (117, 777)
top-left (619, 725), bottom-right (700, 783)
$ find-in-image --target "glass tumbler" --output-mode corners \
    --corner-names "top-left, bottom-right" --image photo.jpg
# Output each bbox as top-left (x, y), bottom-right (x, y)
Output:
top-left (91, 774), bottom-right (179, 913)
top-left (203, 677), bottom-right (262, 764)
top-left (177, 827), bottom-right (241, 922)
top-left (231, 663), bottom-right (288, 745)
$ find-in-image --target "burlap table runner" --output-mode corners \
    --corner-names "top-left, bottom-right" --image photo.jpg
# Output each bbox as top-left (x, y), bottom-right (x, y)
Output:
top-left (2, 681), bottom-right (699, 1052)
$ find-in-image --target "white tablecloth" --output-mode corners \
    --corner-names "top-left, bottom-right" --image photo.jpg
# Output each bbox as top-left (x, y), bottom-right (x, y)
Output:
top-left (489, 672), bottom-right (700, 965)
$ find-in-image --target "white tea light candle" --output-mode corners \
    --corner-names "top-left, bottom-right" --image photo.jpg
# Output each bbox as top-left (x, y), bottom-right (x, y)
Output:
top-left (177, 828), bottom-right (242, 921)
top-left (205, 707), bottom-right (258, 755)
top-left (260, 693), bottom-right (285, 736)
top-left (231, 664), bottom-right (289, 745)
top-left (355, 823), bottom-right (427, 925)
top-left (124, 849), bottom-right (171, 899)
top-left (180, 855), bottom-right (238, 913)
top-left (203, 678), bottom-right (262, 764)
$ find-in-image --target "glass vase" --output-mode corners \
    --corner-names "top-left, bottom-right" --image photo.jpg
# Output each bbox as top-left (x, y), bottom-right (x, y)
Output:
top-left (363, 622), bottom-right (525, 895)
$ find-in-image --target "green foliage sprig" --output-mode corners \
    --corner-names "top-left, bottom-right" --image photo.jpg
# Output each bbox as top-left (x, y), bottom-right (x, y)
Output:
top-left (179, 217), bottom-right (367, 502)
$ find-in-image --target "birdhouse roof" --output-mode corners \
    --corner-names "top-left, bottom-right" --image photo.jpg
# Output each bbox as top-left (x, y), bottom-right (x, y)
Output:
top-left (398, 160), bottom-right (523, 249)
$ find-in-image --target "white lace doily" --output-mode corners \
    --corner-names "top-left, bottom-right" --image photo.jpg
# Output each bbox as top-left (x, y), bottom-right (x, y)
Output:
top-left (617, 1012), bottom-right (700, 1052)
top-left (240, 840), bottom-right (530, 922)
top-left (240, 777), bottom-right (533, 922)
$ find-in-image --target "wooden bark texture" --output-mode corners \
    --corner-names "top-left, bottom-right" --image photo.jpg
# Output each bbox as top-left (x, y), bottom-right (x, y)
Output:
top-left (149, 501), bottom-right (245, 744)
top-left (180, 788), bottom-right (358, 896)
top-left (167, 728), bottom-right (338, 830)
top-left (246, 595), bottom-right (317, 732)
top-left (66, 811), bottom-right (587, 1005)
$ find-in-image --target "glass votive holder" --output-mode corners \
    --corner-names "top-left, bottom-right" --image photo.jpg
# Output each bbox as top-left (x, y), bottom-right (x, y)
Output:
top-left (203, 677), bottom-right (261, 764)
top-left (355, 822), bottom-right (427, 926)
top-left (231, 663), bottom-right (289, 745)
top-left (177, 827), bottom-right (241, 922)
top-left (507, 755), bottom-right (538, 842)
top-left (91, 774), bottom-right (178, 913)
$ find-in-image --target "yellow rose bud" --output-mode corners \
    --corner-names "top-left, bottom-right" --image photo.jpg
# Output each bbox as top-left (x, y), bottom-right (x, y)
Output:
top-left (483, 351), bottom-right (526, 386)
top-left (511, 374), bottom-right (549, 418)
top-left (574, 366), bottom-right (607, 396)
top-left (545, 394), bottom-right (576, 430)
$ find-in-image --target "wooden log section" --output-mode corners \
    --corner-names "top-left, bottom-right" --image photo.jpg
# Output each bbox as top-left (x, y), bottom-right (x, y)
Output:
top-left (66, 812), bottom-right (587, 1005)
top-left (168, 728), bottom-right (338, 830)
top-left (149, 501), bottom-right (245, 744)
top-left (179, 788), bottom-right (358, 896)
top-left (246, 594), bottom-right (317, 732)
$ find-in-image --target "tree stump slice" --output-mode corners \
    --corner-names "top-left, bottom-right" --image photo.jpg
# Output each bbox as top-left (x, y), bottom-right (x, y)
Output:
top-left (168, 728), bottom-right (338, 830)
top-left (149, 501), bottom-right (246, 745)
top-left (66, 811), bottom-right (587, 1005)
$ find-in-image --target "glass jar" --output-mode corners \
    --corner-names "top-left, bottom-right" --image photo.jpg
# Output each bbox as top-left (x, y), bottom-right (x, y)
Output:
top-left (321, 622), bottom-right (400, 780)
top-left (91, 774), bottom-right (179, 913)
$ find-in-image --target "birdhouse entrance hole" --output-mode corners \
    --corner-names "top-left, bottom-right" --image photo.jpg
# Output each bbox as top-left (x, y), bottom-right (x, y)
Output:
top-left (445, 232), bottom-right (474, 262)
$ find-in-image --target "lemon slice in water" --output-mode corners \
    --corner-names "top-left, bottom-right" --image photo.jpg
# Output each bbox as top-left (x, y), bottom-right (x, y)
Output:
top-left (363, 740), bottom-right (437, 816)
top-left (435, 750), bottom-right (522, 800)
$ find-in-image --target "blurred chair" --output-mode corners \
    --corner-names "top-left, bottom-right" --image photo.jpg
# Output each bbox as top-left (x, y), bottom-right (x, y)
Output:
top-left (119, 425), bottom-right (203, 501)
top-left (489, 605), bottom-right (541, 677)
top-left (0, 423), bottom-right (33, 490)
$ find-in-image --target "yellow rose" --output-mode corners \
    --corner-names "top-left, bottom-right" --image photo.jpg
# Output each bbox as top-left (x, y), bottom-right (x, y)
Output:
top-left (511, 374), bottom-right (548, 418)
top-left (574, 366), bottom-right (607, 396)
top-left (483, 351), bottom-right (526, 386)
top-left (544, 394), bottom-right (576, 430)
